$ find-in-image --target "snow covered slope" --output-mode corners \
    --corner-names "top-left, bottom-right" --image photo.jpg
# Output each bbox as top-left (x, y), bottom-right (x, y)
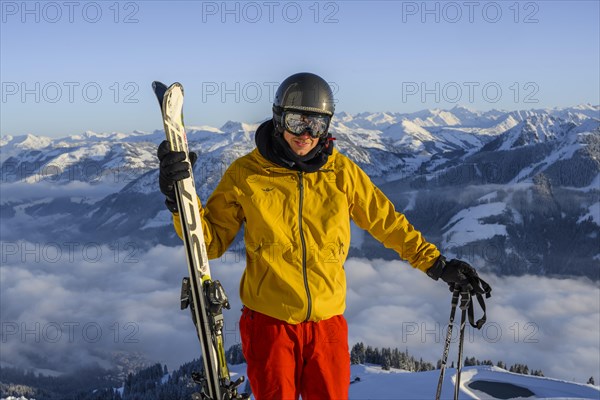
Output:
top-left (227, 363), bottom-right (600, 399)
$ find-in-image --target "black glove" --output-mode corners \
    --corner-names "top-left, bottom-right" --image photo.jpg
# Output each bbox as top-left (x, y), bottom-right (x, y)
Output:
top-left (157, 140), bottom-right (198, 212)
top-left (426, 256), bottom-right (478, 289)
top-left (428, 256), bottom-right (493, 330)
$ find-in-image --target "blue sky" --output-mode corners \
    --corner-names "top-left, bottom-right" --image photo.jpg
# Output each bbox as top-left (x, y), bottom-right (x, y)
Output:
top-left (1, 0), bottom-right (599, 137)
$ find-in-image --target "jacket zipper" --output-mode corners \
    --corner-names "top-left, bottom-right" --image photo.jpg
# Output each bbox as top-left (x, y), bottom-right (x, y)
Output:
top-left (297, 171), bottom-right (312, 322)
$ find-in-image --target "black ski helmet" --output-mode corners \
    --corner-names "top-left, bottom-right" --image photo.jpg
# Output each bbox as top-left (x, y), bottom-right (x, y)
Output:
top-left (272, 72), bottom-right (335, 133)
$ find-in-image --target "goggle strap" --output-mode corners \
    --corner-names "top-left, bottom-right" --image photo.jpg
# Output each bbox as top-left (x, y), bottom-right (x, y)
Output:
top-left (283, 106), bottom-right (333, 116)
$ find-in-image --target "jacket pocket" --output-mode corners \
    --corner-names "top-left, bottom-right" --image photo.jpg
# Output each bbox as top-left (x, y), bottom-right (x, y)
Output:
top-left (322, 241), bottom-right (345, 263)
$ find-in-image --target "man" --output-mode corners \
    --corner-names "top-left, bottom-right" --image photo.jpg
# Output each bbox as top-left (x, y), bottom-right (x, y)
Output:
top-left (158, 72), bottom-right (482, 400)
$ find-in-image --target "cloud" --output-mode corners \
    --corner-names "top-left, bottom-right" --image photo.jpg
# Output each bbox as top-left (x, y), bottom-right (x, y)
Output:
top-left (1, 248), bottom-right (598, 384)
top-left (344, 258), bottom-right (600, 383)
top-left (0, 181), bottom-right (120, 203)
top-left (0, 244), bottom-right (232, 374)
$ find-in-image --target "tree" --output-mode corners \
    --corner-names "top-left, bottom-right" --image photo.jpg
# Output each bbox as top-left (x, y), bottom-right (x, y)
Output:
top-left (350, 342), bottom-right (366, 365)
top-left (365, 346), bottom-right (376, 364)
top-left (380, 347), bottom-right (392, 371)
top-left (226, 343), bottom-right (246, 365)
top-left (382, 355), bottom-right (391, 371)
top-left (464, 357), bottom-right (477, 367)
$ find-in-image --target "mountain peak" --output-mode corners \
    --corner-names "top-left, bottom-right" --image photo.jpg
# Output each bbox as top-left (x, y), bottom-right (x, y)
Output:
top-left (220, 120), bottom-right (244, 133)
top-left (450, 104), bottom-right (478, 113)
top-left (14, 133), bottom-right (53, 149)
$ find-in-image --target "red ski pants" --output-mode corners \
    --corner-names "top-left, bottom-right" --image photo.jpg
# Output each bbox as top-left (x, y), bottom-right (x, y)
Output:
top-left (239, 307), bottom-right (351, 400)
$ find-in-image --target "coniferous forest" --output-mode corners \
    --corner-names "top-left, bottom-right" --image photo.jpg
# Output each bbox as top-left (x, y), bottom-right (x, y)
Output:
top-left (0, 343), bottom-right (560, 400)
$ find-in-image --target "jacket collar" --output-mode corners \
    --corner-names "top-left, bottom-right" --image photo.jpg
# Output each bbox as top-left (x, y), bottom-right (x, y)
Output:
top-left (254, 119), bottom-right (335, 173)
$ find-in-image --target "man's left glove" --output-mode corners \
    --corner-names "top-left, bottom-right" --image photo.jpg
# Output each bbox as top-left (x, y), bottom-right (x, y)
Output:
top-left (427, 256), bottom-right (493, 329)
top-left (426, 256), bottom-right (478, 289)
top-left (157, 140), bottom-right (197, 213)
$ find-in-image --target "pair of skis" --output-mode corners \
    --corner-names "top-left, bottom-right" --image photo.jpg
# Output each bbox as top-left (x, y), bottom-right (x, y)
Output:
top-left (152, 81), bottom-right (247, 400)
top-left (435, 280), bottom-right (492, 400)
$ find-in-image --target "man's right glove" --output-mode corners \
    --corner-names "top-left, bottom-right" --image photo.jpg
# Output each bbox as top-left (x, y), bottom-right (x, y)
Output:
top-left (157, 140), bottom-right (197, 213)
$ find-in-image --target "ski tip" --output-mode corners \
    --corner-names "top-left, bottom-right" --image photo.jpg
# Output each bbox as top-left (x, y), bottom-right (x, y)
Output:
top-left (152, 81), bottom-right (184, 96)
top-left (152, 81), bottom-right (167, 91)
top-left (172, 82), bottom-right (184, 95)
top-left (152, 81), bottom-right (169, 107)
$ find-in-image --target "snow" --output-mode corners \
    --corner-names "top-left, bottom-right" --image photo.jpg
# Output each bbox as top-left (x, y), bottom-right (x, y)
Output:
top-left (16, 134), bottom-right (53, 150)
top-left (478, 114), bottom-right (521, 136)
top-left (459, 366), bottom-right (600, 399)
top-left (3, 105), bottom-right (597, 192)
top-left (0, 134), bottom-right (13, 147)
top-left (578, 202), bottom-right (600, 225)
top-left (443, 202), bottom-right (508, 247)
top-left (140, 209), bottom-right (173, 230)
top-left (572, 118), bottom-right (600, 135)
top-left (160, 372), bottom-right (170, 384)
top-left (0, 134), bottom-right (53, 163)
top-left (1, 350), bottom-right (598, 399)
top-left (478, 191), bottom-right (499, 203)
top-left (403, 108), bottom-right (463, 127)
top-left (219, 121), bottom-right (260, 141)
top-left (433, 127), bottom-right (484, 149)
top-left (381, 120), bottom-right (437, 152)
top-left (508, 132), bottom-right (587, 185)
top-left (364, 112), bottom-right (398, 127)
top-left (219, 364), bottom-right (600, 400)
top-left (402, 191), bottom-right (418, 212)
top-left (97, 212), bottom-right (127, 228)
top-left (498, 116), bottom-right (566, 150)
top-left (186, 125), bottom-right (224, 133)
top-left (1, 397), bottom-right (34, 400)
top-left (337, 130), bottom-right (387, 151)
top-left (574, 173), bottom-right (600, 192)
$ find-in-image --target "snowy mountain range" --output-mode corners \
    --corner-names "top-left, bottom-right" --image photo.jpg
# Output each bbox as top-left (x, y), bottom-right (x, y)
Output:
top-left (1, 104), bottom-right (598, 279)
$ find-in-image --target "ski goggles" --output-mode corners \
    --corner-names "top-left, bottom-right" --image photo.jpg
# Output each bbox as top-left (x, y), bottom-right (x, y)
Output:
top-left (283, 112), bottom-right (331, 138)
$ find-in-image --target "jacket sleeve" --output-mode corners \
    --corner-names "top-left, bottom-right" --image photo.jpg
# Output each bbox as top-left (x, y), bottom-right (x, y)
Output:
top-left (342, 158), bottom-right (440, 272)
top-left (172, 163), bottom-right (245, 259)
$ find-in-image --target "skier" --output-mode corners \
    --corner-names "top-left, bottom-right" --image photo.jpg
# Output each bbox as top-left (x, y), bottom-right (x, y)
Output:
top-left (157, 72), bottom-right (484, 400)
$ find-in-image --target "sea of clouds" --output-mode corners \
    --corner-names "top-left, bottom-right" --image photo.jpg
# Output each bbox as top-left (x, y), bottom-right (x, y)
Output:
top-left (1, 244), bottom-right (598, 383)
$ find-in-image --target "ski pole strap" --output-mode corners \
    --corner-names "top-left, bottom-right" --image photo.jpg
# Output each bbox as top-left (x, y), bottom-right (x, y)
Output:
top-left (468, 277), bottom-right (492, 329)
top-left (450, 277), bottom-right (492, 330)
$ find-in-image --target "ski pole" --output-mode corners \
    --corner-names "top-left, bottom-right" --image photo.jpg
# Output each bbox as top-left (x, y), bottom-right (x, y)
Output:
top-left (454, 289), bottom-right (471, 400)
top-left (454, 288), bottom-right (471, 400)
top-left (435, 287), bottom-right (460, 400)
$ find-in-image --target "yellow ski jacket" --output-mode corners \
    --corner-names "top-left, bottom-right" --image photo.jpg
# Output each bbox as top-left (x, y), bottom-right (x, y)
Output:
top-left (173, 147), bottom-right (440, 324)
